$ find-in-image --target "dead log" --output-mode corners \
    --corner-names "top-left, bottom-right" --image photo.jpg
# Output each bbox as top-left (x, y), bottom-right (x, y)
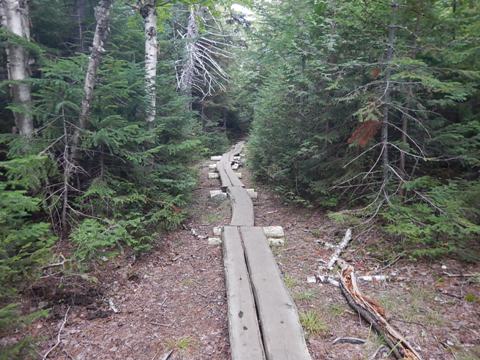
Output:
top-left (339, 266), bottom-right (423, 360)
top-left (327, 228), bottom-right (352, 270)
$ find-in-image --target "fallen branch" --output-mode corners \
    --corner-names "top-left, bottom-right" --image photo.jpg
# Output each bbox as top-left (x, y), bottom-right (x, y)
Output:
top-left (339, 266), bottom-right (423, 360)
top-left (358, 275), bottom-right (388, 282)
top-left (42, 306), bottom-right (70, 360)
top-left (327, 228), bottom-right (352, 270)
top-left (442, 272), bottom-right (479, 278)
top-left (108, 298), bottom-right (119, 313)
top-left (316, 273), bottom-right (388, 285)
top-left (41, 254), bottom-right (70, 270)
top-left (369, 345), bottom-right (388, 360)
top-left (161, 350), bottom-right (174, 360)
top-left (316, 274), bottom-right (340, 287)
top-left (152, 349), bottom-right (173, 360)
top-left (332, 336), bottom-right (366, 345)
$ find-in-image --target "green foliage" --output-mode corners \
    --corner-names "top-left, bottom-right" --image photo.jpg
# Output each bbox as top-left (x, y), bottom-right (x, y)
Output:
top-left (0, 157), bottom-right (55, 298)
top-left (71, 219), bottom-right (139, 261)
top-left (198, 130), bottom-right (230, 155)
top-left (240, 0), bottom-right (480, 259)
top-left (31, 45), bottom-right (202, 258)
top-left (0, 157), bottom-right (54, 359)
top-left (0, 304), bottom-right (48, 360)
top-left (382, 178), bottom-right (480, 260)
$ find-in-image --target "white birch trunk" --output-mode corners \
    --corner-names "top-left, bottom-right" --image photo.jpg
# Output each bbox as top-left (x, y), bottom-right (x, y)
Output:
top-left (62, 0), bottom-right (112, 232)
top-left (0, 0), bottom-right (33, 137)
top-left (71, 0), bottom-right (113, 159)
top-left (140, 0), bottom-right (157, 125)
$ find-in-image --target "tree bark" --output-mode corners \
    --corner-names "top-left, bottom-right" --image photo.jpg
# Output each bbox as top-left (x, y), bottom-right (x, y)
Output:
top-left (0, 0), bottom-right (33, 137)
top-left (71, 0), bottom-right (113, 160)
top-left (139, 0), bottom-right (158, 125)
top-left (61, 0), bottom-right (112, 233)
top-left (399, 16), bottom-right (420, 195)
top-left (180, 5), bottom-right (197, 110)
top-left (381, 1), bottom-right (398, 186)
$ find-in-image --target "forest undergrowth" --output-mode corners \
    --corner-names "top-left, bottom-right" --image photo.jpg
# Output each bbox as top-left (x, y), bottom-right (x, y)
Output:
top-left (0, 0), bottom-right (479, 358)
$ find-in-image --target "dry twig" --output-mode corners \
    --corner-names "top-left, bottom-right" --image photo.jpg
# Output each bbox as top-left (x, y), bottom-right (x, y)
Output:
top-left (42, 306), bottom-right (70, 360)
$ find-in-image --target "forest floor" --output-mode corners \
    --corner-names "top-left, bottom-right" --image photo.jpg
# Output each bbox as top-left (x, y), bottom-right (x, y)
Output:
top-left (33, 157), bottom-right (480, 360)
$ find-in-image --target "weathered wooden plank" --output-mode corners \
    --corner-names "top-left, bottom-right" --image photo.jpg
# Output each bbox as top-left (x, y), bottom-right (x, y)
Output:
top-left (229, 186), bottom-right (254, 227)
top-left (231, 141), bottom-right (244, 157)
top-left (223, 143), bottom-right (245, 187)
top-left (217, 143), bottom-right (244, 189)
top-left (240, 226), bottom-right (312, 360)
top-left (218, 154), bottom-right (232, 189)
top-left (225, 160), bottom-right (244, 187)
top-left (223, 226), bottom-right (266, 360)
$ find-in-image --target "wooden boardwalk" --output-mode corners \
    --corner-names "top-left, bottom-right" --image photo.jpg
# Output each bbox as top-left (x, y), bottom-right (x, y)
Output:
top-left (215, 143), bottom-right (311, 360)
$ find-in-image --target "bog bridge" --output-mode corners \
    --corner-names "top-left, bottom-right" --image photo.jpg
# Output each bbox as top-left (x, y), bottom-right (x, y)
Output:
top-left (211, 142), bottom-right (312, 360)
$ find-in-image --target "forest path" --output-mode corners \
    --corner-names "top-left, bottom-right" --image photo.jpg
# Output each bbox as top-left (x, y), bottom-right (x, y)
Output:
top-left (214, 143), bottom-right (311, 360)
top-left (37, 144), bottom-right (480, 360)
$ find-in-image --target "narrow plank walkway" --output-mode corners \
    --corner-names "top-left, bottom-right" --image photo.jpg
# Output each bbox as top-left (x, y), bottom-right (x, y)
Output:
top-left (223, 226), bottom-right (265, 360)
top-left (241, 226), bottom-right (311, 360)
top-left (214, 143), bottom-right (312, 360)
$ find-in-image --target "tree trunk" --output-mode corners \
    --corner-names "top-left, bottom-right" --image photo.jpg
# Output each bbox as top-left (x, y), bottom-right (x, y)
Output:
top-left (71, 0), bottom-right (113, 160)
top-left (140, 0), bottom-right (158, 125)
top-left (381, 1), bottom-right (398, 187)
top-left (179, 5), bottom-right (197, 109)
top-left (399, 16), bottom-right (420, 197)
top-left (0, 0), bottom-right (33, 137)
top-left (61, 0), bottom-right (112, 233)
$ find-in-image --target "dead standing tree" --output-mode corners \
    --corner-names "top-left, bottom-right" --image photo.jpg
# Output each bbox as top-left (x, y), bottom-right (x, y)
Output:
top-left (380, 1), bottom-right (398, 194)
top-left (176, 5), bottom-right (231, 107)
top-left (0, 0), bottom-right (33, 137)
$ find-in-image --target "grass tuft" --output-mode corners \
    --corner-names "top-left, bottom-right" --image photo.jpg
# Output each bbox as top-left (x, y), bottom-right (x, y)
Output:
top-left (299, 310), bottom-right (328, 337)
top-left (165, 336), bottom-right (193, 351)
top-left (294, 290), bottom-right (316, 302)
top-left (283, 274), bottom-right (297, 289)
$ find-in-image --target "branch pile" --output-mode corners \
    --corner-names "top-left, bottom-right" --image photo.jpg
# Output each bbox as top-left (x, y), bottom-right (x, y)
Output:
top-left (340, 266), bottom-right (422, 360)
top-left (316, 229), bottom-right (423, 360)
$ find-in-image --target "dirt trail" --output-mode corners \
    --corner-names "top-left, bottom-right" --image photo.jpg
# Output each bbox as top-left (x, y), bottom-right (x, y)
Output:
top-left (37, 158), bottom-right (480, 360)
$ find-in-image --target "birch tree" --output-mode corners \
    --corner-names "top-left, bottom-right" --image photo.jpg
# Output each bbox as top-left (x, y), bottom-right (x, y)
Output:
top-left (139, 0), bottom-right (157, 125)
top-left (70, 0), bottom-right (113, 160)
top-left (64, 0), bottom-right (113, 232)
top-left (0, 0), bottom-right (33, 137)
